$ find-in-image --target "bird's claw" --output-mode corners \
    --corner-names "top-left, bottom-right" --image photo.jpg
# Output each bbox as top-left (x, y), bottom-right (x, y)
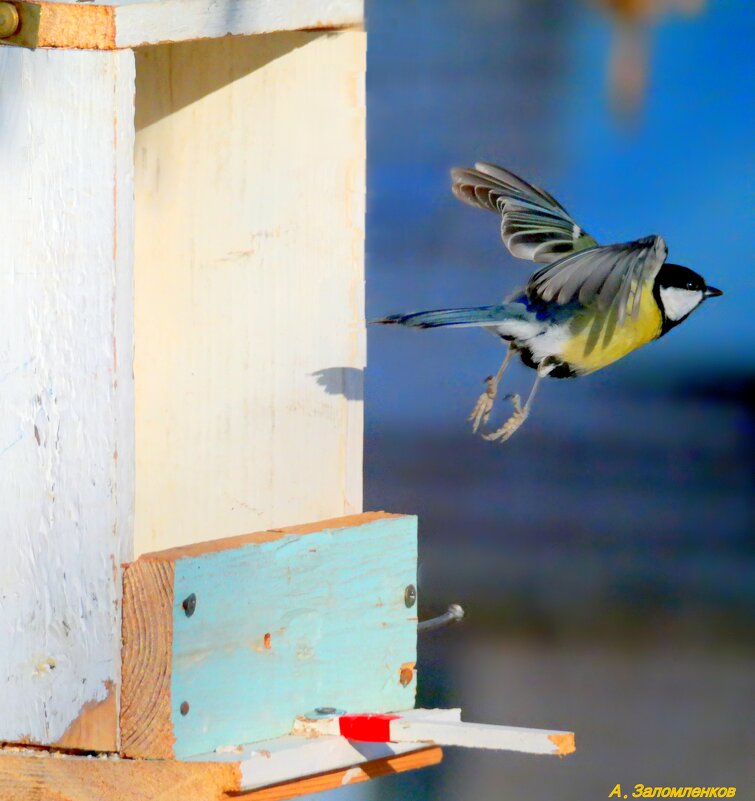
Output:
top-left (482, 393), bottom-right (528, 443)
top-left (469, 375), bottom-right (499, 433)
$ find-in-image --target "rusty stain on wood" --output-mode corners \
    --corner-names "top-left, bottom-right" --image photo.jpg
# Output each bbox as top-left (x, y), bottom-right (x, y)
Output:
top-left (399, 662), bottom-right (415, 688)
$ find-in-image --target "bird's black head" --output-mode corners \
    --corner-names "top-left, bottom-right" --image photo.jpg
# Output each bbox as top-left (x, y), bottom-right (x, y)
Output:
top-left (654, 263), bottom-right (722, 332)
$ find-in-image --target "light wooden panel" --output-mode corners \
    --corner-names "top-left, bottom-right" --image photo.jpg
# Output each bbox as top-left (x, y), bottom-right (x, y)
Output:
top-left (0, 47), bottom-right (135, 749)
top-left (0, 0), bottom-right (362, 50)
top-left (133, 31), bottom-right (366, 555)
top-left (121, 514), bottom-right (417, 759)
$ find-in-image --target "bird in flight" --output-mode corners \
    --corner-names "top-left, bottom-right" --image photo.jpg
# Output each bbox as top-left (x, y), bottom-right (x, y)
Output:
top-left (375, 162), bottom-right (722, 442)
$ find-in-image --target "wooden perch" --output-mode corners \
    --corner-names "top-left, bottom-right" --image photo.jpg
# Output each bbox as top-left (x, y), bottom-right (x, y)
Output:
top-left (294, 708), bottom-right (576, 757)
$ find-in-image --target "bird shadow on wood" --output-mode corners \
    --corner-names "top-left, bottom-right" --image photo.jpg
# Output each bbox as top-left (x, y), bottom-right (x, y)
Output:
top-left (311, 368), bottom-right (364, 401)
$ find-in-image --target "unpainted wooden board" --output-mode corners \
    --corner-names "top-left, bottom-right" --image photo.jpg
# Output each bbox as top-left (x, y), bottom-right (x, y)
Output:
top-left (133, 31), bottom-right (366, 555)
top-left (0, 0), bottom-right (362, 50)
top-left (120, 559), bottom-right (175, 759)
top-left (0, 46), bottom-right (135, 749)
top-left (0, 744), bottom-right (439, 801)
top-left (120, 514), bottom-right (417, 759)
top-left (0, 750), bottom-right (240, 801)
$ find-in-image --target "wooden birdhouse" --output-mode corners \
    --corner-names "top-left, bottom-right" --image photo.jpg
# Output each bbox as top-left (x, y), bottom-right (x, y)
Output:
top-left (0, 1), bottom-right (574, 798)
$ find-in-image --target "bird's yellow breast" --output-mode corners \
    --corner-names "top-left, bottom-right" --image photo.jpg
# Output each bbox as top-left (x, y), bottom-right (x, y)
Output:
top-left (560, 286), bottom-right (663, 374)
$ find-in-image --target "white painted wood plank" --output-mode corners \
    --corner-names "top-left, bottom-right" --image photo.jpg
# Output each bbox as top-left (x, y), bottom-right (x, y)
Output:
top-left (188, 734), bottom-right (427, 791)
top-left (115, 0), bottom-right (363, 48)
top-left (388, 719), bottom-right (574, 755)
top-left (294, 710), bottom-right (576, 756)
top-left (133, 31), bottom-right (365, 554)
top-left (4, 0), bottom-right (362, 50)
top-left (0, 48), bottom-right (135, 747)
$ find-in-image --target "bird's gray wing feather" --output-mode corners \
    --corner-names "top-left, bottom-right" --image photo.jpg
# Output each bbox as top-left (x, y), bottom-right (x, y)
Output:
top-left (451, 162), bottom-right (597, 263)
top-left (527, 235), bottom-right (668, 323)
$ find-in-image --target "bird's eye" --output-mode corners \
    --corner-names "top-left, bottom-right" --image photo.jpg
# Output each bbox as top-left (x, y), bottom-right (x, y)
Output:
top-left (686, 281), bottom-right (696, 290)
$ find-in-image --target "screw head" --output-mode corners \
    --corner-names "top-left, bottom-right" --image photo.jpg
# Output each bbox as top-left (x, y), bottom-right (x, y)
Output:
top-left (180, 701), bottom-right (190, 716)
top-left (182, 593), bottom-right (196, 617)
top-left (404, 584), bottom-right (417, 608)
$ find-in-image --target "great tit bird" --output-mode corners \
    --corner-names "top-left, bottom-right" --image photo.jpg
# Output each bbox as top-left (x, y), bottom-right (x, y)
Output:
top-left (375, 162), bottom-right (722, 442)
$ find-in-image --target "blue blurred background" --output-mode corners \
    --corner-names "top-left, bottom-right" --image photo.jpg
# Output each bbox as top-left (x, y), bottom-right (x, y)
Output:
top-left (330, 1), bottom-right (754, 798)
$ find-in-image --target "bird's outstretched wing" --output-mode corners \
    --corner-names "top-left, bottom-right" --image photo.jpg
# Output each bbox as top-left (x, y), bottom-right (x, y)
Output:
top-left (451, 162), bottom-right (597, 263)
top-left (528, 234), bottom-right (668, 323)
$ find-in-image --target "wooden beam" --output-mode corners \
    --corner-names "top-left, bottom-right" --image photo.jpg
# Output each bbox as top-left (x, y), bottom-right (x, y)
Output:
top-left (0, 45), bottom-right (135, 752)
top-left (120, 560), bottom-right (175, 759)
top-left (0, 744), bottom-right (440, 801)
top-left (121, 513), bottom-right (417, 759)
top-left (0, 750), bottom-right (240, 801)
top-left (0, 0), bottom-right (363, 50)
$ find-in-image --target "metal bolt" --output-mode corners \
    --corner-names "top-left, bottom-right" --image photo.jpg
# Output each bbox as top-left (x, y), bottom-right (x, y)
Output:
top-left (404, 584), bottom-right (417, 608)
top-left (180, 701), bottom-right (190, 716)
top-left (182, 593), bottom-right (196, 617)
top-left (0, 3), bottom-right (19, 39)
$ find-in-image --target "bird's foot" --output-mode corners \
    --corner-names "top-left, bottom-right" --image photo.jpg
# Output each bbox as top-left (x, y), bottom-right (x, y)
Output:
top-left (482, 393), bottom-right (529, 443)
top-left (469, 375), bottom-right (498, 434)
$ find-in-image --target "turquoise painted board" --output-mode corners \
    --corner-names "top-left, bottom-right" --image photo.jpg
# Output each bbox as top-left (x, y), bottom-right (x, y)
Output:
top-left (170, 515), bottom-right (418, 758)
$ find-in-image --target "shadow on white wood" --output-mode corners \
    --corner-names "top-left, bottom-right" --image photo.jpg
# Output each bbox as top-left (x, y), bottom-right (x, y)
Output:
top-left (133, 31), bottom-right (366, 554)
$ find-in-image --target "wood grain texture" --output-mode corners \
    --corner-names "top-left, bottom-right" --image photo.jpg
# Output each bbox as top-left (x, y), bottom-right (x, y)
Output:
top-left (0, 751), bottom-right (241, 801)
top-left (230, 747), bottom-right (442, 800)
top-left (0, 2), bottom-right (115, 50)
top-left (0, 46), bottom-right (135, 750)
top-left (120, 560), bottom-right (175, 759)
top-left (133, 31), bottom-right (366, 555)
top-left (0, 744), bottom-right (438, 801)
top-left (0, 0), bottom-right (362, 50)
top-left (119, 514), bottom-right (416, 759)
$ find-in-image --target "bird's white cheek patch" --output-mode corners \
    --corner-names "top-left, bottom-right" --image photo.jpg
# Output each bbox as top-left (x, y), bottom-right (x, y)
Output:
top-left (660, 287), bottom-right (704, 321)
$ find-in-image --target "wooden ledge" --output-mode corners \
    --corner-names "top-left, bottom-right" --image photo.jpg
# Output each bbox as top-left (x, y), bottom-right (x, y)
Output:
top-left (0, 0), bottom-right (363, 50)
top-left (0, 745), bottom-right (441, 801)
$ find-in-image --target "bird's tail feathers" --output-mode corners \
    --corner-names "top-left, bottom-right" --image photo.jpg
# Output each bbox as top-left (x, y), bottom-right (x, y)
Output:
top-left (372, 304), bottom-right (528, 329)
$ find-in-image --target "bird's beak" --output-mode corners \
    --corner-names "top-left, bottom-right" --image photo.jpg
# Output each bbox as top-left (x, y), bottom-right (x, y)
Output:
top-left (704, 285), bottom-right (723, 298)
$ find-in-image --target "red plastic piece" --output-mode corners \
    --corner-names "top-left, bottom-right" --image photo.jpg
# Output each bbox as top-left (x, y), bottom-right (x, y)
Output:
top-left (338, 713), bottom-right (400, 742)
